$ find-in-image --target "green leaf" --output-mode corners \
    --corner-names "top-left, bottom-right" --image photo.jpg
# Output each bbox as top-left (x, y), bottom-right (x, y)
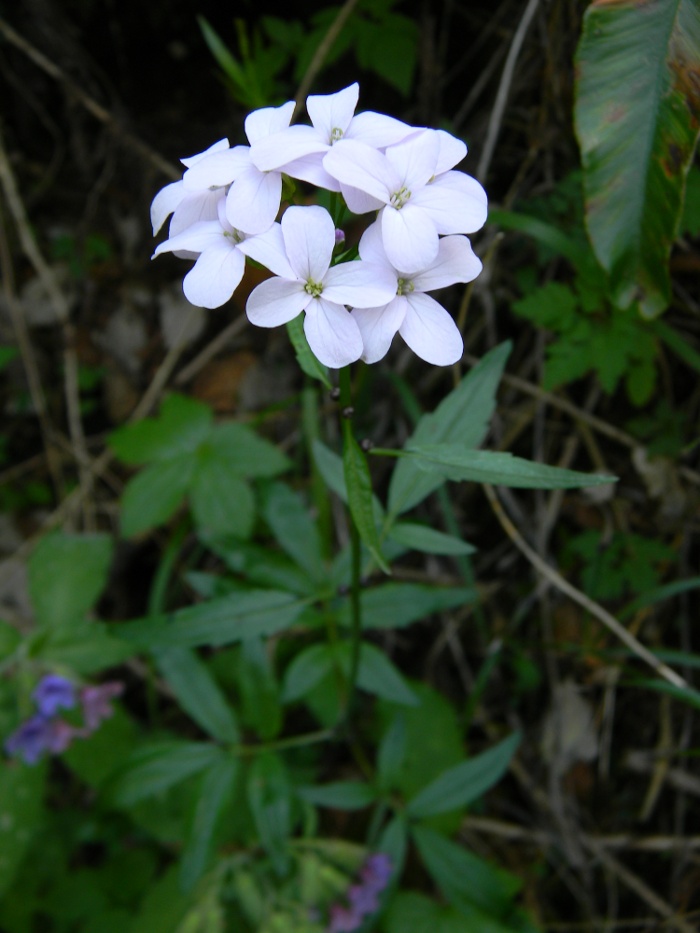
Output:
top-left (156, 648), bottom-right (239, 743)
top-left (190, 453), bottom-right (255, 539)
top-left (313, 439), bottom-right (384, 524)
top-left (630, 678), bottom-right (700, 712)
top-left (337, 582), bottom-right (476, 630)
top-left (377, 712), bottom-right (407, 790)
top-left (412, 825), bottom-right (522, 919)
top-left (407, 445), bottom-right (616, 489)
top-left (29, 532), bottom-right (113, 629)
top-left (262, 483), bottom-right (326, 582)
top-left (343, 428), bottom-right (389, 573)
top-left (407, 732), bottom-right (521, 819)
top-left (489, 210), bottom-right (584, 269)
top-left (109, 394), bottom-right (212, 465)
top-left (0, 346), bottom-right (18, 371)
top-left (208, 422), bottom-right (290, 478)
top-left (40, 622), bottom-right (131, 675)
top-left (236, 636), bottom-right (282, 740)
top-left (388, 522), bottom-right (475, 556)
top-left (388, 343), bottom-right (511, 516)
top-left (352, 642), bottom-right (418, 706)
top-left (286, 316), bottom-right (331, 388)
top-left (0, 763), bottom-right (45, 897)
top-left (296, 781), bottom-right (377, 810)
top-left (120, 590), bottom-right (305, 649)
top-left (180, 756), bottom-right (238, 891)
top-left (282, 643), bottom-right (334, 703)
top-left (120, 455), bottom-right (194, 537)
top-left (385, 892), bottom-right (487, 933)
top-left (247, 753), bottom-right (291, 875)
top-left (109, 741), bottom-right (222, 806)
top-left (574, 0), bottom-right (700, 316)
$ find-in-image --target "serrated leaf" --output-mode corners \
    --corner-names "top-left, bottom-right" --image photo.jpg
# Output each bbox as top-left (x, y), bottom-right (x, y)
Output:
top-left (262, 483), bottom-right (325, 581)
top-left (247, 753), bottom-right (291, 875)
top-left (296, 781), bottom-right (377, 810)
top-left (286, 316), bottom-right (331, 388)
top-left (119, 590), bottom-right (306, 650)
top-left (343, 429), bottom-right (389, 573)
top-left (109, 394), bottom-right (212, 465)
top-left (512, 281), bottom-right (579, 331)
top-left (208, 422), bottom-right (290, 478)
top-left (190, 453), bottom-right (255, 539)
top-left (180, 756), bottom-right (238, 891)
top-left (388, 343), bottom-right (511, 516)
top-left (156, 648), bottom-right (239, 743)
top-left (109, 741), bottom-right (222, 806)
top-left (407, 732), bottom-right (521, 819)
top-left (388, 523), bottom-right (475, 556)
top-left (407, 445), bottom-right (616, 489)
top-left (282, 643), bottom-right (334, 703)
top-left (120, 455), bottom-right (194, 537)
top-left (412, 825), bottom-right (522, 919)
top-left (575, 0), bottom-right (700, 316)
top-left (337, 582), bottom-right (476, 630)
top-left (29, 532), bottom-right (113, 629)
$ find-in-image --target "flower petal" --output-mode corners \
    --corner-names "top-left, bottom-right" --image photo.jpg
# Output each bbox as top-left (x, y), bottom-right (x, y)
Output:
top-left (413, 171), bottom-right (488, 234)
top-left (251, 125), bottom-right (327, 172)
top-left (154, 221), bottom-right (224, 258)
top-left (170, 190), bottom-right (225, 237)
top-left (238, 223), bottom-right (295, 279)
top-left (244, 101), bottom-right (295, 144)
top-left (151, 181), bottom-right (184, 235)
top-left (307, 83), bottom-right (359, 142)
top-left (381, 204), bottom-right (438, 273)
top-left (385, 131), bottom-right (439, 189)
top-left (411, 235), bottom-right (482, 291)
top-left (400, 292), bottom-right (463, 365)
top-left (303, 298), bottom-right (363, 368)
top-left (247, 277), bottom-right (310, 327)
top-left (358, 221), bottom-right (393, 268)
top-left (323, 141), bottom-right (396, 204)
top-left (340, 183), bottom-right (385, 214)
top-left (183, 241), bottom-right (245, 309)
top-left (347, 111), bottom-right (413, 148)
top-left (281, 205), bottom-right (334, 282)
top-left (180, 138), bottom-right (230, 169)
top-left (353, 297), bottom-right (407, 363)
top-left (282, 154), bottom-right (340, 191)
top-left (434, 129), bottom-right (467, 174)
top-left (323, 260), bottom-right (397, 308)
top-left (183, 146), bottom-right (249, 190)
top-left (226, 168), bottom-right (281, 234)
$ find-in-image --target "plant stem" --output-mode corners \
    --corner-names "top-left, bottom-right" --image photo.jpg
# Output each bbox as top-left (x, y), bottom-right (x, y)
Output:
top-left (338, 366), bottom-right (363, 715)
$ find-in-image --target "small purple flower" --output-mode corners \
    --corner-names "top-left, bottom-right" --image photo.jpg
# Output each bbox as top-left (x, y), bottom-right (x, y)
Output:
top-left (5, 715), bottom-right (53, 764)
top-left (325, 853), bottom-right (392, 932)
top-left (32, 674), bottom-right (76, 717)
top-left (80, 682), bottom-right (123, 731)
top-left (361, 852), bottom-right (392, 891)
top-left (328, 904), bottom-right (361, 933)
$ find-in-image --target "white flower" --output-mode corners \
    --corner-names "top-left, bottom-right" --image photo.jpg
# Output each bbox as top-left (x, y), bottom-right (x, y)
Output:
top-left (352, 222), bottom-right (483, 365)
top-left (181, 102), bottom-right (296, 235)
top-left (152, 200), bottom-right (252, 309)
top-left (249, 83), bottom-right (412, 191)
top-left (323, 130), bottom-right (488, 273)
top-left (150, 138), bottom-right (230, 240)
top-left (240, 205), bottom-right (396, 368)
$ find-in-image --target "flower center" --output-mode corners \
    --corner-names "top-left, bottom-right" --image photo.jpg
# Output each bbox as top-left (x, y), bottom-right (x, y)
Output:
top-left (224, 229), bottom-right (244, 244)
top-left (390, 187), bottom-right (411, 209)
top-left (396, 278), bottom-right (415, 296)
top-left (304, 279), bottom-right (324, 298)
top-left (330, 127), bottom-right (344, 144)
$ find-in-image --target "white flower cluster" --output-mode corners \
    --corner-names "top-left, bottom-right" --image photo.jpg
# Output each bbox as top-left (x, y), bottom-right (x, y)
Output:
top-left (151, 84), bottom-right (487, 368)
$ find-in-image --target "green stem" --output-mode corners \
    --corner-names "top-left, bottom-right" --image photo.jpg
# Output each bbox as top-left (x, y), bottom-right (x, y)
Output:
top-left (338, 366), bottom-right (363, 716)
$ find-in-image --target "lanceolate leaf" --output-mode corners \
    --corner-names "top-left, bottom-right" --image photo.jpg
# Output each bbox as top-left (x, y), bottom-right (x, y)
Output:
top-left (575, 0), bottom-right (700, 317)
top-left (343, 427), bottom-right (390, 573)
top-left (407, 445), bottom-right (616, 490)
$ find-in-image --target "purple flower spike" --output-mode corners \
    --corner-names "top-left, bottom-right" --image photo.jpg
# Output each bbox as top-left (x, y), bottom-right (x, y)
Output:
top-left (32, 675), bottom-right (76, 717)
top-left (80, 682), bottom-right (124, 731)
top-left (328, 904), bottom-right (362, 933)
top-left (361, 852), bottom-right (392, 891)
top-left (5, 715), bottom-right (54, 764)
